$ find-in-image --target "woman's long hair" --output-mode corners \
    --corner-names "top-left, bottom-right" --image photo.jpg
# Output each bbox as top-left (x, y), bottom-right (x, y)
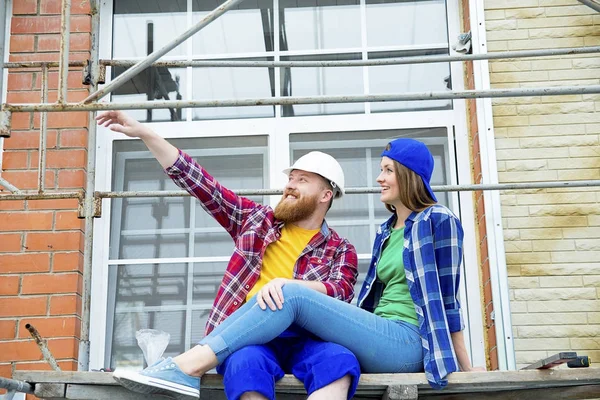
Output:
top-left (384, 156), bottom-right (437, 214)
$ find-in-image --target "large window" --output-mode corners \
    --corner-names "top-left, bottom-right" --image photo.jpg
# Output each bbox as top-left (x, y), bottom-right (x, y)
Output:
top-left (110, 0), bottom-right (451, 122)
top-left (92, 0), bottom-right (485, 370)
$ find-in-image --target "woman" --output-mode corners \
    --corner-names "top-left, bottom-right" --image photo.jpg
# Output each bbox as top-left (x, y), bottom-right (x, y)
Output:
top-left (114, 138), bottom-right (483, 399)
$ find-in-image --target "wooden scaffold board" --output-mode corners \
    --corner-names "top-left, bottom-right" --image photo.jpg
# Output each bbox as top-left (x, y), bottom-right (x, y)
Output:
top-left (12, 369), bottom-right (600, 400)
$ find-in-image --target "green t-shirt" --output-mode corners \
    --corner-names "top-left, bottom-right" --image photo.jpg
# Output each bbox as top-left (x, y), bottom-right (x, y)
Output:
top-left (373, 227), bottom-right (419, 326)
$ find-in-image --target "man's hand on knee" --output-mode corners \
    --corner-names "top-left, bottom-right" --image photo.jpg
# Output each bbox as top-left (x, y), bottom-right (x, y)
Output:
top-left (256, 278), bottom-right (287, 311)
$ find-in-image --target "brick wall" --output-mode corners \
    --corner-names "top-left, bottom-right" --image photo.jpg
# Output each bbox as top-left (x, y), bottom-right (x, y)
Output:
top-left (484, 0), bottom-right (600, 368)
top-left (0, 0), bottom-right (91, 396)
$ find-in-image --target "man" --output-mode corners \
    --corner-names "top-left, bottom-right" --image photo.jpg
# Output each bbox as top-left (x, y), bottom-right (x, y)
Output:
top-left (98, 111), bottom-right (360, 400)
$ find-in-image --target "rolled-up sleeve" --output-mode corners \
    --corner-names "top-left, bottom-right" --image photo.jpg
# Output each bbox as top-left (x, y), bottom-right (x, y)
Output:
top-left (165, 149), bottom-right (258, 240)
top-left (433, 214), bottom-right (465, 333)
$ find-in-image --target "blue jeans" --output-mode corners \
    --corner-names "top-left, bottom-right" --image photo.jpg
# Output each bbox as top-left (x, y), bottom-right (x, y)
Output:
top-left (200, 283), bottom-right (424, 373)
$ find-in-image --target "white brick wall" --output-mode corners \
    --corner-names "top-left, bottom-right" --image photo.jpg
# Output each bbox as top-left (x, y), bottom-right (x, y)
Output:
top-left (484, 0), bottom-right (600, 369)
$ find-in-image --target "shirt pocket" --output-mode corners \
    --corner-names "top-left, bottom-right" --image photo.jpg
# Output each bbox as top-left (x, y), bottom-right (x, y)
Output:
top-left (302, 256), bottom-right (332, 281)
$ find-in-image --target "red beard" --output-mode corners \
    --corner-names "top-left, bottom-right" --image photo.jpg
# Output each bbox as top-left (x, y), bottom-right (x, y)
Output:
top-left (274, 190), bottom-right (320, 223)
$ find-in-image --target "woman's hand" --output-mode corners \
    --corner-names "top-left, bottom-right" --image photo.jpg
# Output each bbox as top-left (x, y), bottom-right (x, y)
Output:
top-left (462, 366), bottom-right (487, 372)
top-left (256, 278), bottom-right (288, 311)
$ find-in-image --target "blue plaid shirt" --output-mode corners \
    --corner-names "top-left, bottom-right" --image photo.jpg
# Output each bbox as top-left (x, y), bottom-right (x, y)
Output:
top-left (357, 204), bottom-right (465, 389)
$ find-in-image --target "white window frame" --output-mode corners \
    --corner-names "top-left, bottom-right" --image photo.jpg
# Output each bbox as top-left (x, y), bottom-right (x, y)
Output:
top-left (90, 0), bottom-right (486, 370)
top-left (469, 0), bottom-right (516, 370)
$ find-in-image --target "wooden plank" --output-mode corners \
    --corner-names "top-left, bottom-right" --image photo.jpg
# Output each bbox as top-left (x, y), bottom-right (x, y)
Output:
top-left (418, 384), bottom-right (600, 400)
top-left (34, 383), bottom-right (66, 398)
top-left (66, 384), bottom-right (171, 400)
top-left (16, 369), bottom-right (600, 387)
top-left (13, 369), bottom-right (600, 398)
top-left (51, 383), bottom-right (600, 400)
top-left (521, 352), bottom-right (577, 370)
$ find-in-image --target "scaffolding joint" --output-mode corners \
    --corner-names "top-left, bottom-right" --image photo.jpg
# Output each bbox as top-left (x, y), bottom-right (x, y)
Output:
top-left (0, 110), bottom-right (12, 138)
top-left (0, 176), bottom-right (21, 194)
top-left (78, 194), bottom-right (102, 218)
top-left (0, 377), bottom-right (35, 395)
top-left (82, 60), bottom-right (92, 85)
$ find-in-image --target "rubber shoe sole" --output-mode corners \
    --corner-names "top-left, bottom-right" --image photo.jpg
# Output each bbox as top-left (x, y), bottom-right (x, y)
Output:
top-left (113, 369), bottom-right (199, 399)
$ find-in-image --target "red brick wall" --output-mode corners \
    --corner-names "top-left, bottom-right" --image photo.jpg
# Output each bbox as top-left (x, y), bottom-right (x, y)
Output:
top-left (0, 0), bottom-right (91, 396)
top-left (460, 0), bottom-right (498, 371)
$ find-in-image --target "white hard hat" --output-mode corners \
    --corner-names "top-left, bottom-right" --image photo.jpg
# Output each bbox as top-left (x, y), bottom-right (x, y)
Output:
top-left (282, 151), bottom-right (345, 198)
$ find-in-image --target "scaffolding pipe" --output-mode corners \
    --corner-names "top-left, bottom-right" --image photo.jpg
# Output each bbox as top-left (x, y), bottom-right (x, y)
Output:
top-left (578, 0), bottom-right (600, 12)
top-left (1, 179), bottom-right (599, 202)
top-left (0, 192), bottom-right (80, 200)
top-left (0, 176), bottom-right (21, 193)
top-left (38, 66), bottom-right (49, 193)
top-left (99, 46), bottom-right (600, 68)
top-left (95, 180), bottom-right (600, 198)
top-left (0, 0), bottom-right (6, 99)
top-left (6, 84), bottom-right (600, 113)
top-left (57, 0), bottom-right (71, 104)
top-left (4, 46), bottom-right (600, 70)
top-left (25, 324), bottom-right (61, 372)
top-left (78, 0), bottom-right (101, 372)
top-left (0, 377), bottom-right (35, 395)
top-left (4, 61), bottom-right (88, 69)
top-left (82, 0), bottom-right (248, 104)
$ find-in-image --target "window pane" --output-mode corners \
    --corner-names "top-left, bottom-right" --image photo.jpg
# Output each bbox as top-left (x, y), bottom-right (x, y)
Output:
top-left (191, 310), bottom-right (213, 343)
top-left (191, 61), bottom-right (275, 120)
top-left (110, 137), bottom-right (268, 260)
top-left (114, 264), bottom-right (189, 308)
top-left (118, 234), bottom-right (189, 260)
top-left (111, 67), bottom-right (187, 123)
top-left (366, 0), bottom-right (448, 48)
top-left (369, 51), bottom-right (451, 112)
top-left (193, 262), bottom-right (227, 306)
top-left (105, 261), bottom-right (189, 367)
top-left (110, 310), bottom-right (186, 370)
top-left (192, 0), bottom-right (274, 55)
top-left (280, 0), bottom-right (361, 51)
top-left (113, 0), bottom-right (187, 58)
top-left (281, 54), bottom-right (364, 117)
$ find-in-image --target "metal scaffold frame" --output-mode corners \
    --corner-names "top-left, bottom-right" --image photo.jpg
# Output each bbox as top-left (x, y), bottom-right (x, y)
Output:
top-left (0, 0), bottom-right (599, 379)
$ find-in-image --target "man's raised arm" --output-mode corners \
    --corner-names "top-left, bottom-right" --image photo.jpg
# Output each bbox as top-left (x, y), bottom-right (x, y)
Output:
top-left (96, 111), bottom-right (178, 169)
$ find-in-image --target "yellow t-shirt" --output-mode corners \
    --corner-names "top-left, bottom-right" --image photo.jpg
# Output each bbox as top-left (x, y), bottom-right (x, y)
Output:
top-left (246, 223), bottom-right (319, 301)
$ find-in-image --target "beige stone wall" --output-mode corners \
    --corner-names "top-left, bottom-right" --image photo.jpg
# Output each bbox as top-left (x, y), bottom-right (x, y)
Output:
top-left (484, 0), bottom-right (600, 369)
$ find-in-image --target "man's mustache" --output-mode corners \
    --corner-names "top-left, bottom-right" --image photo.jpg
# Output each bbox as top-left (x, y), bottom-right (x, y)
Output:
top-left (283, 189), bottom-right (300, 198)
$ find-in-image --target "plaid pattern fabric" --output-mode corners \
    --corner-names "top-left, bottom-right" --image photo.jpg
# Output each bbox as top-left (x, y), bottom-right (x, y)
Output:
top-left (357, 204), bottom-right (464, 389)
top-left (166, 150), bottom-right (359, 335)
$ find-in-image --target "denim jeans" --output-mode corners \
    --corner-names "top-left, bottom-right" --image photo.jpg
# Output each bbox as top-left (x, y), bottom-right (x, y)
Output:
top-left (200, 283), bottom-right (424, 373)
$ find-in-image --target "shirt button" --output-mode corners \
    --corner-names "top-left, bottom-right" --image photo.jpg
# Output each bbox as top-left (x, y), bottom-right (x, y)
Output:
top-left (245, 285), bottom-right (250, 289)
top-left (317, 259), bottom-right (322, 264)
top-left (366, 285), bottom-right (370, 288)
top-left (233, 301), bottom-right (238, 306)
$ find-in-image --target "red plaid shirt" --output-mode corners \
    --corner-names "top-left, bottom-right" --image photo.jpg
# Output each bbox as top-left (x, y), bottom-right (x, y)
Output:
top-left (166, 150), bottom-right (359, 335)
